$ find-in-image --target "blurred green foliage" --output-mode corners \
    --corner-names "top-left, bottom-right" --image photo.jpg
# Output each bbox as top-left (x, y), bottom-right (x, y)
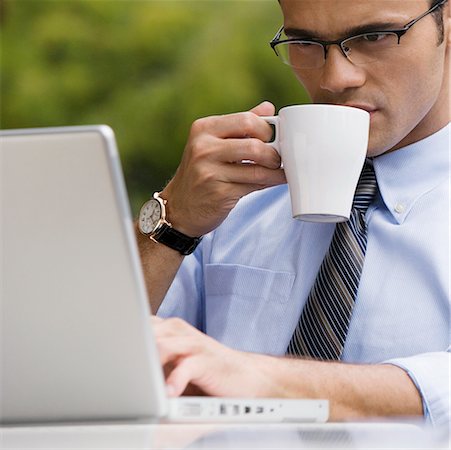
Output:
top-left (1, 0), bottom-right (309, 213)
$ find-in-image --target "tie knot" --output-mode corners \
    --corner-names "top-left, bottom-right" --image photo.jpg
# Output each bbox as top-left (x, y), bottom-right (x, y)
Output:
top-left (352, 161), bottom-right (378, 213)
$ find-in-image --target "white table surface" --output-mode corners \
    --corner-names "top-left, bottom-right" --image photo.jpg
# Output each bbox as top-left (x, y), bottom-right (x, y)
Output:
top-left (1, 420), bottom-right (449, 450)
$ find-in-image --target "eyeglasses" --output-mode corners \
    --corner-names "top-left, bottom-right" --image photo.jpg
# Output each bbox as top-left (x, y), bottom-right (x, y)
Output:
top-left (270, 0), bottom-right (447, 69)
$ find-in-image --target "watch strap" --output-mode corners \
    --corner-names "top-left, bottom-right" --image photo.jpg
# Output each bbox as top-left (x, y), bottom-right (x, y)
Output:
top-left (153, 223), bottom-right (202, 256)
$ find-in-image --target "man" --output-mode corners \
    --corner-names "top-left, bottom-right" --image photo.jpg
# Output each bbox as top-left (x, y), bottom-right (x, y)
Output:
top-left (137, 0), bottom-right (450, 425)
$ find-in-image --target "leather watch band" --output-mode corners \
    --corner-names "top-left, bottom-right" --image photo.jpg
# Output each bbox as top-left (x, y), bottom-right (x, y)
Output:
top-left (153, 223), bottom-right (202, 256)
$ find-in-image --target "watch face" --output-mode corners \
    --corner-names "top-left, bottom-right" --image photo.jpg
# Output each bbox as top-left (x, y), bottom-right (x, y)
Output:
top-left (139, 199), bottom-right (162, 234)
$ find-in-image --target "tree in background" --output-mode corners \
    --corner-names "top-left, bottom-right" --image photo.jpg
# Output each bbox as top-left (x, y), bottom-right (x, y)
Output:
top-left (1, 0), bottom-right (308, 213)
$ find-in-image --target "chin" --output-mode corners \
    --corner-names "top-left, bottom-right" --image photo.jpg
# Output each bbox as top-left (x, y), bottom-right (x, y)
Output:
top-left (366, 146), bottom-right (389, 158)
top-left (366, 129), bottom-right (401, 157)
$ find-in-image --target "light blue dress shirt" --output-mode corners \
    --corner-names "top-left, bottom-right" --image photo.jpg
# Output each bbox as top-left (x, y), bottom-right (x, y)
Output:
top-left (159, 124), bottom-right (450, 427)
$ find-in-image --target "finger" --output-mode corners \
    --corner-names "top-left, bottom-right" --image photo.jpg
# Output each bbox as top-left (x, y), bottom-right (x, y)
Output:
top-left (249, 101), bottom-right (275, 117)
top-left (192, 111), bottom-right (273, 141)
top-left (219, 163), bottom-right (286, 187)
top-left (151, 315), bottom-right (164, 324)
top-left (221, 139), bottom-right (281, 169)
top-left (157, 336), bottom-right (206, 366)
top-left (165, 357), bottom-right (205, 398)
top-left (153, 317), bottom-right (198, 339)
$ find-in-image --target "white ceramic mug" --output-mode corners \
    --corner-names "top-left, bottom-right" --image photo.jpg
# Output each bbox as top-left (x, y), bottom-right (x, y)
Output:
top-left (264, 104), bottom-right (370, 222)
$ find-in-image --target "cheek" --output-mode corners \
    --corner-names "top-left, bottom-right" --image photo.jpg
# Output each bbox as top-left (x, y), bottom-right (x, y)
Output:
top-left (392, 49), bottom-right (443, 104)
top-left (380, 53), bottom-right (445, 128)
top-left (367, 68), bottom-right (443, 154)
top-left (301, 80), bottom-right (321, 102)
top-left (291, 70), bottom-right (317, 100)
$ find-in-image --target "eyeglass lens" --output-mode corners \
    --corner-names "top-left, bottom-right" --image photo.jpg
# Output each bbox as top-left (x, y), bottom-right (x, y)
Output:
top-left (275, 32), bottom-right (401, 69)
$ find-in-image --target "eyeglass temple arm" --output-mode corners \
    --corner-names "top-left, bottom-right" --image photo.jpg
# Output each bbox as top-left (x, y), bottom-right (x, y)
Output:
top-left (270, 25), bottom-right (284, 48)
top-left (403, 0), bottom-right (447, 29)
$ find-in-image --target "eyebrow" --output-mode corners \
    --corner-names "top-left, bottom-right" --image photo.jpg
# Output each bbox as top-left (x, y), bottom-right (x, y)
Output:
top-left (284, 21), bottom-right (403, 40)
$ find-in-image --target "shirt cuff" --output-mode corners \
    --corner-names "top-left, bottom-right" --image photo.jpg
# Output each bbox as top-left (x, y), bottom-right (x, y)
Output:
top-left (382, 350), bottom-right (450, 428)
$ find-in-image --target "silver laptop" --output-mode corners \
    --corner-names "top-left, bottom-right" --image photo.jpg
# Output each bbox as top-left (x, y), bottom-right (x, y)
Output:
top-left (0, 126), bottom-right (328, 424)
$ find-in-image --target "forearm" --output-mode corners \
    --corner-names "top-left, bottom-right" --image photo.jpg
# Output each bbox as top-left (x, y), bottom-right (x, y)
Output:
top-left (259, 357), bottom-right (423, 421)
top-left (136, 224), bottom-right (184, 313)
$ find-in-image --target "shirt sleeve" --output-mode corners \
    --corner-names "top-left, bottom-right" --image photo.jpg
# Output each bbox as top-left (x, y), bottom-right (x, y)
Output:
top-left (156, 242), bottom-right (204, 330)
top-left (383, 348), bottom-right (450, 427)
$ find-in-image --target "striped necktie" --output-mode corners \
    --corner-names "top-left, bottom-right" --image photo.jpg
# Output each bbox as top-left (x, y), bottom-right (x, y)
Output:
top-left (287, 161), bottom-right (378, 360)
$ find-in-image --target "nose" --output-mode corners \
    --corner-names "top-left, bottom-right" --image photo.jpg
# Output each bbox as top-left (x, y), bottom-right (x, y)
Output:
top-left (319, 45), bottom-right (366, 93)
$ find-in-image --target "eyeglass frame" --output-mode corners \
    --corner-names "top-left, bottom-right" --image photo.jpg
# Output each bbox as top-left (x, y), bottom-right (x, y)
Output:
top-left (270, 0), bottom-right (448, 66)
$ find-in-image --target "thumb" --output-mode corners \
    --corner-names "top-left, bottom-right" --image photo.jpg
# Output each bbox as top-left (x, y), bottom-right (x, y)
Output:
top-left (250, 101), bottom-right (275, 117)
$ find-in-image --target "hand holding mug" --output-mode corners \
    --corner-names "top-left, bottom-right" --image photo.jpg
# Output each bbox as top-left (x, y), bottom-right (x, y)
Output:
top-left (161, 102), bottom-right (285, 237)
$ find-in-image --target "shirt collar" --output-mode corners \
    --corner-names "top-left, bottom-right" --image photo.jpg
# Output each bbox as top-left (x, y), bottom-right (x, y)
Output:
top-left (372, 123), bottom-right (450, 224)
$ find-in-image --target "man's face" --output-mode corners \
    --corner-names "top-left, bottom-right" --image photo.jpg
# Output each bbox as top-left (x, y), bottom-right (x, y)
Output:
top-left (279, 0), bottom-right (450, 156)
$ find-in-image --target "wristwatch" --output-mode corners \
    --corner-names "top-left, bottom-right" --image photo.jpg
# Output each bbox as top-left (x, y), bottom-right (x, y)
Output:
top-left (138, 192), bottom-right (202, 256)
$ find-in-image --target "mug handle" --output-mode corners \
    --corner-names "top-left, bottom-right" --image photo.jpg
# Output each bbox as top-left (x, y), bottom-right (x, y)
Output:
top-left (261, 116), bottom-right (280, 154)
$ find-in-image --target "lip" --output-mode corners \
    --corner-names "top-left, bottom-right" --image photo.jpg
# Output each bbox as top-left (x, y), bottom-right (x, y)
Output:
top-left (339, 103), bottom-right (378, 116)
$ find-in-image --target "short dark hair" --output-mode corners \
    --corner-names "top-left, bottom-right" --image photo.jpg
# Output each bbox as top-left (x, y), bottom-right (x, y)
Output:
top-left (429, 0), bottom-right (446, 44)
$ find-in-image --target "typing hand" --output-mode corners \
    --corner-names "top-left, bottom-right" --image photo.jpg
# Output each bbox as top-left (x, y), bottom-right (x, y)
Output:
top-left (152, 316), bottom-right (274, 398)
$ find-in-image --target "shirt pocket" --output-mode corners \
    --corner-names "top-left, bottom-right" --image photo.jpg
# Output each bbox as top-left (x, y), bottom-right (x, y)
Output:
top-left (204, 263), bottom-right (295, 354)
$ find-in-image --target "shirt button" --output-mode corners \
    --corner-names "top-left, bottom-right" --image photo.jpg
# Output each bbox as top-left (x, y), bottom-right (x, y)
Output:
top-left (394, 203), bottom-right (405, 214)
